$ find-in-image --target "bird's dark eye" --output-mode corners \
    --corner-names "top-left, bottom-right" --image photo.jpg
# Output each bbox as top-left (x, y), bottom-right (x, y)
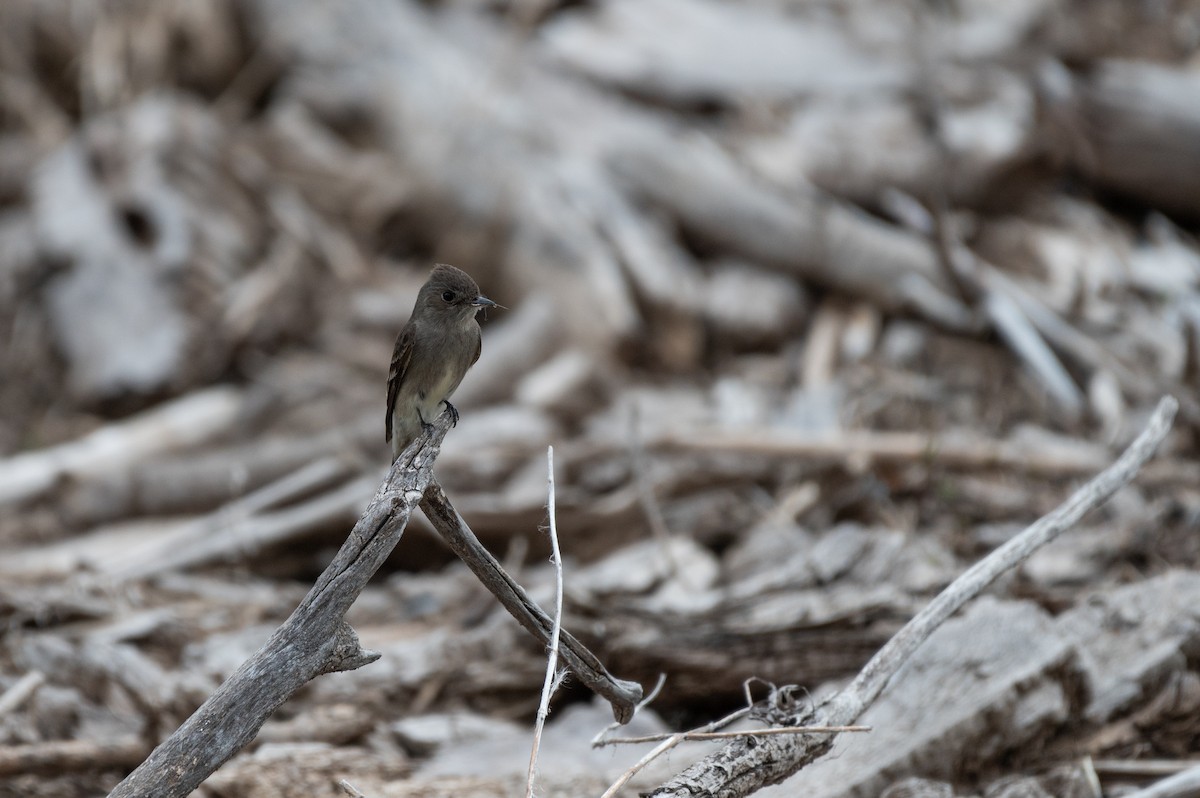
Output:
top-left (441, 290), bottom-right (455, 302)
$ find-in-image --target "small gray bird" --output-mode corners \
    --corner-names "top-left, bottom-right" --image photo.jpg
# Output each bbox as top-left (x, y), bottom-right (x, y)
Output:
top-left (386, 264), bottom-right (498, 461)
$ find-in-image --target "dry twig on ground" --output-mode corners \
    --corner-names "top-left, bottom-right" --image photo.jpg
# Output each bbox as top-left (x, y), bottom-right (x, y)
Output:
top-left (645, 396), bottom-right (1178, 798)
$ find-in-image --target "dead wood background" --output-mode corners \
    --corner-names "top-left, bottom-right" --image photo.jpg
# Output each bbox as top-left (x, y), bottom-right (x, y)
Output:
top-left (2, 1), bottom-right (1200, 796)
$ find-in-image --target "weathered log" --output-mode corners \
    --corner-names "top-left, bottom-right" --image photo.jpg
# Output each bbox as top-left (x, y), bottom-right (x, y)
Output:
top-left (1041, 60), bottom-right (1200, 221)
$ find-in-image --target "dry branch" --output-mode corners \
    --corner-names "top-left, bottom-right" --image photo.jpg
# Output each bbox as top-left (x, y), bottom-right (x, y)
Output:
top-left (607, 726), bottom-right (871, 745)
top-left (1094, 760), bottom-right (1198, 778)
top-left (542, 0), bottom-right (905, 104)
top-left (106, 416), bottom-right (455, 798)
top-left (420, 482), bottom-right (644, 721)
top-left (929, 210), bottom-right (1085, 415)
top-left (646, 396), bottom-right (1177, 797)
top-left (106, 412), bottom-right (641, 797)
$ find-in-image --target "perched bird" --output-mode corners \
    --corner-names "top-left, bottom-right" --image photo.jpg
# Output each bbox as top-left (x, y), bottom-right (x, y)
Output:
top-left (386, 264), bottom-right (498, 461)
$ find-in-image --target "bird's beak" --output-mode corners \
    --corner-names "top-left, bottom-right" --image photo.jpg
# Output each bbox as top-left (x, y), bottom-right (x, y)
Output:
top-left (473, 295), bottom-right (503, 309)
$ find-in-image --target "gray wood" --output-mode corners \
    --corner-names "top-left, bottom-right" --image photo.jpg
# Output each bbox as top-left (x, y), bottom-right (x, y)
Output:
top-left (1043, 60), bottom-right (1200, 220)
top-left (1057, 570), bottom-right (1200, 724)
top-left (105, 413), bottom-right (641, 797)
top-left (761, 598), bottom-right (1080, 798)
top-left (106, 419), bottom-right (453, 798)
top-left (420, 481), bottom-right (643, 722)
top-left (645, 397), bottom-right (1176, 798)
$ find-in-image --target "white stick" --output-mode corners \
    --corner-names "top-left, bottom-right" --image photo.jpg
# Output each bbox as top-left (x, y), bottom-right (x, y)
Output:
top-left (525, 446), bottom-right (565, 798)
top-left (0, 671), bottom-right (45, 716)
top-left (338, 779), bottom-right (367, 798)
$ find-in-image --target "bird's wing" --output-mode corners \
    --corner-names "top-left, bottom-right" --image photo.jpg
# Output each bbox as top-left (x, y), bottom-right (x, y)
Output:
top-left (385, 321), bottom-right (416, 445)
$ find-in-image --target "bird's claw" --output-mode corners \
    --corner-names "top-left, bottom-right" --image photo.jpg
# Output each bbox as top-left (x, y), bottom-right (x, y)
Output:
top-left (416, 408), bottom-right (435, 438)
top-left (443, 400), bottom-right (460, 427)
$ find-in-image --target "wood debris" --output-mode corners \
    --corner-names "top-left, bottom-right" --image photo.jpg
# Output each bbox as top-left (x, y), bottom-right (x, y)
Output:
top-left (0, 1), bottom-right (1199, 797)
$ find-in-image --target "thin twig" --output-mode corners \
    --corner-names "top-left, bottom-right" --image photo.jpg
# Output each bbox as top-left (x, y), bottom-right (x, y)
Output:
top-left (598, 686), bottom-right (761, 795)
top-left (525, 446), bottom-right (566, 798)
top-left (602, 726), bottom-right (871, 745)
top-left (338, 779), bottom-right (367, 798)
top-left (0, 671), bottom-right (44, 716)
top-left (596, 684), bottom-right (860, 795)
top-left (601, 735), bottom-right (687, 798)
top-left (595, 681), bottom-right (751, 751)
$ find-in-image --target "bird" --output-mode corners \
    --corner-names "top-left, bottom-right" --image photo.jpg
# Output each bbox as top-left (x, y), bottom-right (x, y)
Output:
top-left (386, 263), bottom-right (498, 462)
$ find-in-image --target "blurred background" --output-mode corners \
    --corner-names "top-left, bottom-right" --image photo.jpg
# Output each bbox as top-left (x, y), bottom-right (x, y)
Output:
top-left (3, 1), bottom-right (1200, 796)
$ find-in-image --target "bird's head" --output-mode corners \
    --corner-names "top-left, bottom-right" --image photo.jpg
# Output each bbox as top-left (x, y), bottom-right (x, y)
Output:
top-left (418, 263), bottom-right (499, 322)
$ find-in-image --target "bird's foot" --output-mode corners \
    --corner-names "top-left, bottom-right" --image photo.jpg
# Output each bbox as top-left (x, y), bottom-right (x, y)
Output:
top-left (442, 400), bottom-right (460, 427)
top-left (416, 409), bottom-right (435, 437)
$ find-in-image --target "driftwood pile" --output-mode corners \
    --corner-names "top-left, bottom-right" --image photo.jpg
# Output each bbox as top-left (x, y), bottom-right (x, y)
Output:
top-left (2, 0), bottom-right (1200, 796)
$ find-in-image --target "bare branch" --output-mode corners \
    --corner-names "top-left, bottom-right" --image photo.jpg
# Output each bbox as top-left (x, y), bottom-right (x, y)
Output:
top-left (106, 415), bottom-right (455, 798)
top-left (420, 483), bottom-right (644, 722)
top-left (599, 685), bottom-right (759, 795)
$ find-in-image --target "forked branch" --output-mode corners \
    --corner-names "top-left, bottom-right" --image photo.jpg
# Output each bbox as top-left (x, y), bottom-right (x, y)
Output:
top-left (107, 412), bottom-right (640, 797)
